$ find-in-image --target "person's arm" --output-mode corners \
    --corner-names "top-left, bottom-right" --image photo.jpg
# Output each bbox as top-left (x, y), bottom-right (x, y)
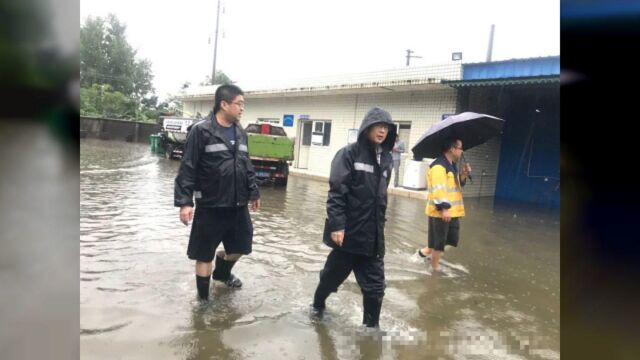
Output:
top-left (244, 140), bottom-right (261, 211)
top-left (326, 148), bottom-right (353, 246)
top-left (175, 127), bottom-right (202, 224)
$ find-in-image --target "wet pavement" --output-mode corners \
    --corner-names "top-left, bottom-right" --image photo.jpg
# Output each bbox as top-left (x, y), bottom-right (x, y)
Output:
top-left (81, 139), bottom-right (559, 359)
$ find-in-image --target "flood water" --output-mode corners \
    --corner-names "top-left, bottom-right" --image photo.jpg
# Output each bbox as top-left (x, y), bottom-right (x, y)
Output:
top-left (81, 139), bottom-right (559, 359)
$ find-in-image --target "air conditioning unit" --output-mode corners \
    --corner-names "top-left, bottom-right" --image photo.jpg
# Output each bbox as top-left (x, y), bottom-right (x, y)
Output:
top-left (403, 159), bottom-right (432, 190)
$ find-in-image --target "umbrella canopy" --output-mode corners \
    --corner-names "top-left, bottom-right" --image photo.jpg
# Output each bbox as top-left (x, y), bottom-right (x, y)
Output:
top-left (411, 112), bottom-right (505, 160)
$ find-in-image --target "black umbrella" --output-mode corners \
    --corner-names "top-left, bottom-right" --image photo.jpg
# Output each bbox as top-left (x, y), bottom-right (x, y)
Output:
top-left (411, 112), bottom-right (504, 160)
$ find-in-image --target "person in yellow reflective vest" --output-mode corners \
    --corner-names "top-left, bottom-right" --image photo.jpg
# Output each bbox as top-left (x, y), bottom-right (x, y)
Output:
top-left (418, 139), bottom-right (471, 273)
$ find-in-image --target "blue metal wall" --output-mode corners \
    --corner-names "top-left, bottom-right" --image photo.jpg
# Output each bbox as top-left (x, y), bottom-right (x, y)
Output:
top-left (494, 86), bottom-right (560, 208)
top-left (463, 57), bottom-right (560, 81)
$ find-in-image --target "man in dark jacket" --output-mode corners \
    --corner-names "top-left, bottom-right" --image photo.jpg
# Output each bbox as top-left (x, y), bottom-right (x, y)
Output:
top-left (312, 106), bottom-right (396, 328)
top-left (174, 84), bottom-right (261, 301)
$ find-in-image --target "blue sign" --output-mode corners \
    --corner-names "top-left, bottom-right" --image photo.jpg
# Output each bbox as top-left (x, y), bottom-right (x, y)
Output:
top-left (283, 114), bottom-right (294, 127)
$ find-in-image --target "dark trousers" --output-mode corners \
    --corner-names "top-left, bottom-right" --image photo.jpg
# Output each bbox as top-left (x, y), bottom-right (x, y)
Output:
top-left (393, 160), bottom-right (401, 187)
top-left (313, 249), bottom-right (385, 307)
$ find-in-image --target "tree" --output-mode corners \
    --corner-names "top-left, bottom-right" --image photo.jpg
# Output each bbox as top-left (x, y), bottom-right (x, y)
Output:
top-left (80, 84), bottom-right (136, 119)
top-left (81, 14), bottom-right (155, 99)
top-left (199, 71), bottom-right (233, 86)
top-left (80, 14), bottom-right (162, 120)
top-left (151, 94), bottom-right (184, 118)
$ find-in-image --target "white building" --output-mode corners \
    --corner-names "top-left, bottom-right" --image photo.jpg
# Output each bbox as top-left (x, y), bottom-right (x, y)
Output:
top-left (178, 63), bottom-right (502, 198)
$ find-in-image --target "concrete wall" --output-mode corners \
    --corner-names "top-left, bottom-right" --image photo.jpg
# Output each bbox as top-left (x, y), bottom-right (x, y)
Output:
top-left (80, 117), bottom-right (161, 143)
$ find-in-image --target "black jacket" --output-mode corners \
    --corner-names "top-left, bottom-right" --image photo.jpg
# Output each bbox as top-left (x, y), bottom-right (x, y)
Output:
top-left (174, 114), bottom-right (260, 208)
top-left (323, 107), bottom-right (397, 258)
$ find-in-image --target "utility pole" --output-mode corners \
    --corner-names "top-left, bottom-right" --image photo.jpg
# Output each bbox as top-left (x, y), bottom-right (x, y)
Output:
top-left (486, 24), bottom-right (495, 62)
top-left (211, 0), bottom-right (221, 84)
top-left (406, 49), bottom-right (422, 66)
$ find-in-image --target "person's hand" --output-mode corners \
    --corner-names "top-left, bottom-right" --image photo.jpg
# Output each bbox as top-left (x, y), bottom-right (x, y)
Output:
top-left (250, 199), bottom-right (261, 212)
top-left (442, 209), bottom-right (451, 223)
top-left (180, 205), bottom-right (194, 226)
top-left (462, 163), bottom-right (472, 176)
top-left (331, 230), bottom-right (345, 247)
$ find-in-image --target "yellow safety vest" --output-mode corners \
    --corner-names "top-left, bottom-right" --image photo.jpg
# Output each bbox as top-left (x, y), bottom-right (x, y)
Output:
top-left (425, 157), bottom-right (465, 218)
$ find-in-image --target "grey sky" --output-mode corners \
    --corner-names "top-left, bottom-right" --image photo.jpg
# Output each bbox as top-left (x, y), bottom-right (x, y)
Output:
top-left (81, 0), bottom-right (559, 100)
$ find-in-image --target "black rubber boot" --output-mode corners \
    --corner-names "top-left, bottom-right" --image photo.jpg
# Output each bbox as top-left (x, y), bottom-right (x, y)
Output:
top-left (211, 255), bottom-right (242, 288)
top-left (196, 275), bottom-right (210, 301)
top-left (362, 296), bottom-right (383, 328)
top-left (312, 285), bottom-right (331, 313)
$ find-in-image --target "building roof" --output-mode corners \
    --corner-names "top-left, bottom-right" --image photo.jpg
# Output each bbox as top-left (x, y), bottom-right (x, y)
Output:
top-left (178, 56), bottom-right (560, 100)
top-left (445, 76), bottom-right (559, 87)
top-left (179, 63), bottom-right (462, 100)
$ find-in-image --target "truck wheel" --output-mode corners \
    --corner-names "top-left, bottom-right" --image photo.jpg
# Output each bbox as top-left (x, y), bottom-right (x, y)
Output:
top-left (275, 177), bottom-right (288, 186)
top-left (275, 163), bottom-right (289, 186)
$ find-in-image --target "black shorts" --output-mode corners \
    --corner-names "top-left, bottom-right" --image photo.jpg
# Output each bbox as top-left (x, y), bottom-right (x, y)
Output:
top-left (427, 216), bottom-right (460, 252)
top-left (187, 206), bottom-right (253, 262)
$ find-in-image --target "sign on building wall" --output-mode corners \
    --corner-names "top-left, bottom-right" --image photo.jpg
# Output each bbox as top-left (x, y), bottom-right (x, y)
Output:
top-left (283, 114), bottom-right (294, 127)
top-left (311, 133), bottom-right (324, 145)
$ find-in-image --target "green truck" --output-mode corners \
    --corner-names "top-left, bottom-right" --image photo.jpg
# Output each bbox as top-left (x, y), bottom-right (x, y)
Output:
top-left (245, 123), bottom-right (294, 186)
